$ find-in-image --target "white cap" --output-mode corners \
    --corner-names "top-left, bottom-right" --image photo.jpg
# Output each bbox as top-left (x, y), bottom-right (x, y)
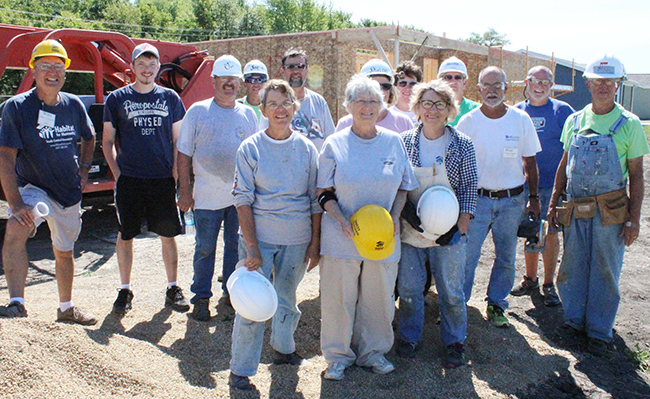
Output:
top-left (584, 54), bottom-right (626, 80)
top-left (243, 60), bottom-right (268, 78)
top-left (132, 43), bottom-right (159, 62)
top-left (360, 59), bottom-right (394, 84)
top-left (211, 55), bottom-right (243, 78)
top-left (437, 57), bottom-right (468, 78)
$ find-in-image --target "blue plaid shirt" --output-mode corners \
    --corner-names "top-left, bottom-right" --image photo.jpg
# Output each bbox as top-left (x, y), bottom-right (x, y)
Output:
top-left (401, 124), bottom-right (478, 216)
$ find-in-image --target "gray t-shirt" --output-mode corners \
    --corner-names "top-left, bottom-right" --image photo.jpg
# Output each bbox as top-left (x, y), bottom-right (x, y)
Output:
top-left (177, 99), bottom-right (258, 210)
top-left (318, 128), bottom-right (418, 262)
top-left (234, 131), bottom-right (321, 245)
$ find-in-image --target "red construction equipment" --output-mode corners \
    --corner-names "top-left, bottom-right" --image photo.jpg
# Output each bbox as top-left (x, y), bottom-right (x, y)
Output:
top-left (0, 23), bottom-right (216, 197)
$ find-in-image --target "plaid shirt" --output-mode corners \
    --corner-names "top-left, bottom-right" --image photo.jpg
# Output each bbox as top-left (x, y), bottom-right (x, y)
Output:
top-left (401, 124), bottom-right (478, 216)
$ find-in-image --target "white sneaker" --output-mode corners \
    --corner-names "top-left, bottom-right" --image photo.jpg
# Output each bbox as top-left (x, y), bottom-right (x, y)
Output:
top-left (324, 361), bottom-right (346, 381)
top-left (370, 355), bottom-right (395, 375)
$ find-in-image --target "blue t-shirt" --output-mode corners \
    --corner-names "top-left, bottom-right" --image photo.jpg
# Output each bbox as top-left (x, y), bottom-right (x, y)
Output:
top-left (514, 98), bottom-right (574, 188)
top-left (0, 89), bottom-right (95, 207)
top-left (103, 85), bottom-right (186, 179)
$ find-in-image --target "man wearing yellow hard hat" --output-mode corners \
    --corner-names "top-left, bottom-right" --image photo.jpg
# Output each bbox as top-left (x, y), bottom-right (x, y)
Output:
top-left (0, 40), bottom-right (98, 325)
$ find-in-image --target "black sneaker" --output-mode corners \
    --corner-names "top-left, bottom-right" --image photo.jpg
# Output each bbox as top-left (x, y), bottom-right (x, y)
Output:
top-left (165, 286), bottom-right (190, 312)
top-left (542, 283), bottom-right (561, 307)
top-left (396, 340), bottom-right (419, 358)
top-left (192, 298), bottom-right (211, 321)
top-left (112, 289), bottom-right (133, 315)
top-left (510, 275), bottom-right (539, 296)
top-left (273, 350), bottom-right (305, 365)
top-left (554, 323), bottom-right (583, 340)
top-left (444, 343), bottom-right (466, 369)
top-left (0, 301), bottom-right (28, 318)
top-left (229, 372), bottom-right (255, 391)
top-left (587, 338), bottom-right (611, 357)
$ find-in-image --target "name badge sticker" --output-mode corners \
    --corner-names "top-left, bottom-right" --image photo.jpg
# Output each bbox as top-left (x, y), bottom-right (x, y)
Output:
top-left (503, 148), bottom-right (518, 159)
top-left (38, 110), bottom-right (56, 128)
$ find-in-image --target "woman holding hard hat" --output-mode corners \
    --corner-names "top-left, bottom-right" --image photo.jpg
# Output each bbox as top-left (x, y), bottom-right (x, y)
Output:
top-left (317, 75), bottom-right (418, 381)
top-left (397, 80), bottom-right (478, 368)
top-left (229, 79), bottom-right (321, 391)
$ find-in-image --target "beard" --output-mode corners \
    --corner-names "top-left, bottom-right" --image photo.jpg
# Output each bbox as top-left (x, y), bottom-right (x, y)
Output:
top-left (289, 76), bottom-right (304, 88)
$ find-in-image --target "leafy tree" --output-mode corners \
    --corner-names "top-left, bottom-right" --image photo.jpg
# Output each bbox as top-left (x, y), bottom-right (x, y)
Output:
top-left (265, 0), bottom-right (297, 33)
top-left (239, 4), bottom-right (267, 36)
top-left (464, 28), bottom-right (510, 47)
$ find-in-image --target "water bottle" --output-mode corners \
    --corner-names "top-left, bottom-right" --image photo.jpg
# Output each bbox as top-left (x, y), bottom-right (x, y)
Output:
top-left (184, 210), bottom-right (195, 236)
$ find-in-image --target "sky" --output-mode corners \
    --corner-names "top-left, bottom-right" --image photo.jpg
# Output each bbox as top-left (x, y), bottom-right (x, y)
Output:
top-left (325, 0), bottom-right (649, 74)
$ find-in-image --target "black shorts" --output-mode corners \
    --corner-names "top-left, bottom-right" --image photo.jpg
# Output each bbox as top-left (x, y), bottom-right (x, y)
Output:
top-left (115, 176), bottom-right (182, 240)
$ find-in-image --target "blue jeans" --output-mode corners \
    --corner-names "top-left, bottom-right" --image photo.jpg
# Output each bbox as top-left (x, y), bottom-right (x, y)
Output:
top-left (464, 192), bottom-right (526, 310)
top-left (190, 206), bottom-right (239, 302)
top-left (230, 239), bottom-right (309, 377)
top-left (398, 238), bottom-right (467, 346)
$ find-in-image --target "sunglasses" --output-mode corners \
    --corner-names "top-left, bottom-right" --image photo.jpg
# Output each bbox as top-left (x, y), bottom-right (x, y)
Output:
top-left (528, 77), bottom-right (552, 86)
top-left (479, 82), bottom-right (506, 91)
top-left (397, 81), bottom-right (417, 88)
top-left (379, 83), bottom-right (393, 91)
top-left (283, 63), bottom-right (307, 70)
top-left (245, 76), bottom-right (268, 84)
top-left (34, 63), bottom-right (66, 72)
top-left (442, 74), bottom-right (464, 81)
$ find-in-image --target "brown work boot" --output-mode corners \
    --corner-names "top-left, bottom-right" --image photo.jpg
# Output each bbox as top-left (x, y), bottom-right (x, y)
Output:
top-left (57, 306), bottom-right (99, 326)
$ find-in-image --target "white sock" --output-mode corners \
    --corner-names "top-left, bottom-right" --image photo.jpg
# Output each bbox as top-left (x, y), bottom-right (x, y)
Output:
top-left (9, 297), bottom-right (25, 305)
top-left (59, 301), bottom-right (73, 312)
top-left (167, 281), bottom-right (178, 289)
top-left (121, 284), bottom-right (132, 290)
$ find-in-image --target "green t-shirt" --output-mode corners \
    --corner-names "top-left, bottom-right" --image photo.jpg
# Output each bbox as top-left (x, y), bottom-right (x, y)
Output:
top-left (237, 96), bottom-right (261, 122)
top-left (561, 103), bottom-right (649, 179)
top-left (450, 97), bottom-right (481, 127)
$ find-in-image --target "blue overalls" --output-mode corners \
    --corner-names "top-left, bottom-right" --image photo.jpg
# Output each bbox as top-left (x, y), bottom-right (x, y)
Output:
top-left (557, 112), bottom-right (629, 342)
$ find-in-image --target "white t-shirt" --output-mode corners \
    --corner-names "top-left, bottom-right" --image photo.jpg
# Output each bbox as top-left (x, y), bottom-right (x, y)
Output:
top-left (457, 106), bottom-right (541, 190)
top-left (418, 130), bottom-right (448, 168)
top-left (318, 128), bottom-right (418, 263)
top-left (177, 99), bottom-right (258, 210)
top-left (335, 108), bottom-right (414, 134)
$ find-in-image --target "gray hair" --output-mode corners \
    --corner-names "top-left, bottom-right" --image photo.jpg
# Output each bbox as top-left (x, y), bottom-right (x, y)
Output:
top-left (478, 66), bottom-right (507, 83)
top-left (410, 80), bottom-right (459, 124)
top-left (527, 65), bottom-right (553, 81)
top-left (343, 75), bottom-right (386, 113)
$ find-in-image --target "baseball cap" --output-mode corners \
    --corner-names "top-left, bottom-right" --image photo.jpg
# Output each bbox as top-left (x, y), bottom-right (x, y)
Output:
top-left (132, 43), bottom-right (160, 62)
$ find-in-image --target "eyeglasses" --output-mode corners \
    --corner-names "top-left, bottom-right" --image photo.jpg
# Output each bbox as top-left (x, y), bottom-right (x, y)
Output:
top-left (528, 77), bottom-right (552, 86)
top-left (34, 63), bottom-right (65, 72)
top-left (397, 81), bottom-right (417, 88)
top-left (588, 78), bottom-right (619, 87)
top-left (442, 74), bottom-right (464, 81)
top-left (265, 100), bottom-right (294, 110)
top-left (419, 100), bottom-right (447, 110)
top-left (283, 63), bottom-right (307, 70)
top-left (354, 99), bottom-right (380, 107)
top-left (245, 76), bottom-right (268, 84)
top-left (379, 83), bottom-right (393, 91)
top-left (479, 82), bottom-right (506, 91)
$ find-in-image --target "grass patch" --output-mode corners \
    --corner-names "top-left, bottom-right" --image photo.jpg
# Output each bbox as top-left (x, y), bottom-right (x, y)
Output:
top-left (643, 123), bottom-right (650, 140)
top-left (624, 343), bottom-right (650, 373)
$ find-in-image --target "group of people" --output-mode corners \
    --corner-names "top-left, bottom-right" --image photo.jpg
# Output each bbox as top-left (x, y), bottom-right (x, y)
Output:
top-left (0, 39), bottom-right (647, 391)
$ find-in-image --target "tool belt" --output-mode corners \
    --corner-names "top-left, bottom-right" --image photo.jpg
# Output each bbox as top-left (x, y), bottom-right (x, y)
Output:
top-left (556, 188), bottom-right (629, 227)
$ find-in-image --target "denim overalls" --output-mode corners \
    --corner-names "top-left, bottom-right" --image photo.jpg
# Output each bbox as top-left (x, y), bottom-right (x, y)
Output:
top-left (557, 111), bottom-right (629, 342)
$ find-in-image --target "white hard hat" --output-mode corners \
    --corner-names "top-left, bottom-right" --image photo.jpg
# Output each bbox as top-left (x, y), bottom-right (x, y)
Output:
top-left (243, 59), bottom-right (269, 78)
top-left (437, 57), bottom-right (468, 78)
top-left (417, 186), bottom-right (459, 240)
top-left (212, 55), bottom-right (243, 78)
top-left (227, 260), bottom-right (278, 322)
top-left (360, 59), bottom-right (394, 84)
top-left (583, 54), bottom-right (626, 80)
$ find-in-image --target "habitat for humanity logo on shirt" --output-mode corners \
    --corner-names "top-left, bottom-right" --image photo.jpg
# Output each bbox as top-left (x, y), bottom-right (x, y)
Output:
top-left (123, 99), bottom-right (169, 136)
top-left (38, 124), bottom-right (77, 150)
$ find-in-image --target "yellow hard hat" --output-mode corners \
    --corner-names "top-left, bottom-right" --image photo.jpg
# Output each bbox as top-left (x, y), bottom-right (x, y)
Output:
top-left (29, 40), bottom-right (71, 69)
top-left (350, 204), bottom-right (395, 261)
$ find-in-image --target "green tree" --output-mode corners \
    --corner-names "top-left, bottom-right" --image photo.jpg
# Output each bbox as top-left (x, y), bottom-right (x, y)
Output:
top-left (239, 3), bottom-right (267, 36)
top-left (464, 28), bottom-right (510, 47)
top-left (265, 0), bottom-right (297, 33)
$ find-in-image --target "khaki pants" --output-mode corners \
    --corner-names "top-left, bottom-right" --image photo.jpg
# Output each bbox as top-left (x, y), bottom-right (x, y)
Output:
top-left (320, 255), bottom-right (398, 366)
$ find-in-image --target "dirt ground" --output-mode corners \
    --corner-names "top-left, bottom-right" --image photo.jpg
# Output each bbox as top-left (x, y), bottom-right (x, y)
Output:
top-left (1, 159), bottom-right (650, 399)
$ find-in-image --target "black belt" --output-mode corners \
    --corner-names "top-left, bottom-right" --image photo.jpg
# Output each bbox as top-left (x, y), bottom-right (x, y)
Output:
top-left (478, 185), bottom-right (524, 199)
